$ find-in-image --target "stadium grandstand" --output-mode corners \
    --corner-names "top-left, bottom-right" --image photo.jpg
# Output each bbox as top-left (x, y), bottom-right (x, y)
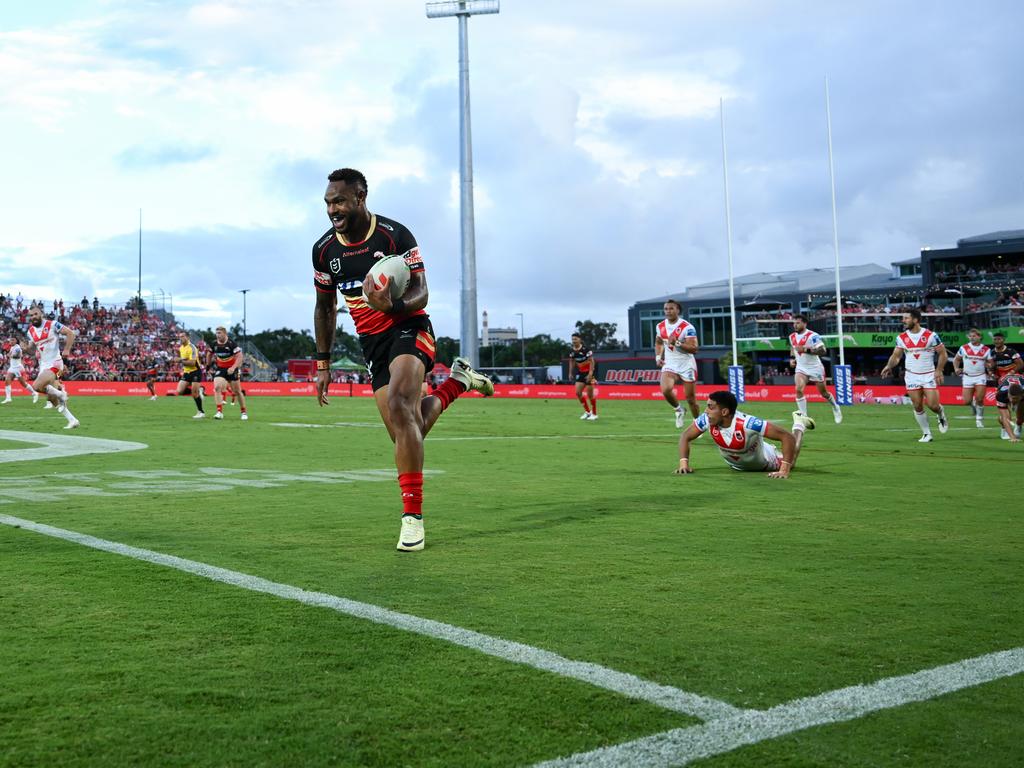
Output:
top-left (0, 294), bottom-right (276, 382)
top-left (620, 230), bottom-right (1024, 385)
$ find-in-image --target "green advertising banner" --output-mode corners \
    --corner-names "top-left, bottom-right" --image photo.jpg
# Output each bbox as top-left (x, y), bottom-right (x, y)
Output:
top-left (738, 327), bottom-right (1024, 352)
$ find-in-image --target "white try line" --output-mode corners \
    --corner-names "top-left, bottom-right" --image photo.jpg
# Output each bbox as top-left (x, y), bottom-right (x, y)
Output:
top-left (536, 646), bottom-right (1024, 767)
top-left (0, 514), bottom-right (742, 723)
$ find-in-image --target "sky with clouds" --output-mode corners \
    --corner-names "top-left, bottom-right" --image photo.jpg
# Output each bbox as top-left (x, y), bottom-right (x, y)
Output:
top-left (2, 0), bottom-right (1021, 344)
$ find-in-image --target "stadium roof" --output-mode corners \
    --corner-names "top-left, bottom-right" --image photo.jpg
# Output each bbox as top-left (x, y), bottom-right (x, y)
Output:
top-left (956, 230), bottom-right (1024, 247)
top-left (635, 263), bottom-right (919, 304)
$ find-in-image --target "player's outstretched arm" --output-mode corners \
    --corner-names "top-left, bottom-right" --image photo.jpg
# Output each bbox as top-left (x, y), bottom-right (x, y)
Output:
top-left (880, 347), bottom-right (903, 377)
top-left (764, 422), bottom-right (797, 479)
top-left (673, 424), bottom-right (702, 474)
top-left (314, 289), bottom-right (338, 406)
top-left (654, 337), bottom-right (665, 367)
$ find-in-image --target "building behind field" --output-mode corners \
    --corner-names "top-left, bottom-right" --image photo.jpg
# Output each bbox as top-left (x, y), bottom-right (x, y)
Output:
top-left (615, 230), bottom-right (1024, 385)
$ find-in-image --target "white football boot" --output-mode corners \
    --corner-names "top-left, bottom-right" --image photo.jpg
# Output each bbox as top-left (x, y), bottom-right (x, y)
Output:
top-left (450, 357), bottom-right (494, 396)
top-left (240, 412), bottom-right (248, 421)
top-left (918, 433), bottom-right (933, 443)
top-left (674, 408), bottom-right (685, 429)
top-left (937, 409), bottom-right (949, 434)
top-left (193, 412), bottom-right (206, 419)
top-left (792, 412), bottom-right (816, 431)
top-left (580, 412), bottom-right (590, 420)
top-left (397, 516), bottom-right (425, 552)
top-left (588, 413), bottom-right (599, 420)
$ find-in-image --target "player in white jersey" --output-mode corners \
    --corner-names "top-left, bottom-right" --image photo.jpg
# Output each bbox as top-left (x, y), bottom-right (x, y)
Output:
top-left (654, 299), bottom-right (699, 428)
top-left (952, 328), bottom-right (991, 429)
top-left (24, 304), bottom-right (80, 428)
top-left (673, 390), bottom-right (814, 478)
top-left (788, 314), bottom-right (842, 424)
top-left (880, 308), bottom-right (948, 442)
top-left (2, 338), bottom-right (39, 404)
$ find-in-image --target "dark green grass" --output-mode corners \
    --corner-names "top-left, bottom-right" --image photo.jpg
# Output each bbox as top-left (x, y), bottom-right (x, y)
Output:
top-left (1, 395), bottom-right (1021, 766)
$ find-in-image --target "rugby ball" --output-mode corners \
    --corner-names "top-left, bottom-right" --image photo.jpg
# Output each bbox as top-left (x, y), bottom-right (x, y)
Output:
top-left (363, 254), bottom-right (411, 301)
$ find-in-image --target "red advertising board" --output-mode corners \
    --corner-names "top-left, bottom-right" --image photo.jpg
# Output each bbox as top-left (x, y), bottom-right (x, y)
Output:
top-left (44, 381), bottom-right (994, 405)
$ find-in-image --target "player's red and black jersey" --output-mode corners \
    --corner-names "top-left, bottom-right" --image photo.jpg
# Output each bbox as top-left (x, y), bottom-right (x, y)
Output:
top-left (991, 346), bottom-right (1022, 380)
top-left (570, 345), bottom-right (593, 375)
top-left (312, 214), bottom-right (427, 338)
top-left (212, 339), bottom-right (240, 369)
top-left (996, 374), bottom-right (1024, 408)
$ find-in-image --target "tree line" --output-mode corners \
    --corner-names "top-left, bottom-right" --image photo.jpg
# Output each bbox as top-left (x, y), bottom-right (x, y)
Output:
top-left (194, 320), bottom-right (625, 367)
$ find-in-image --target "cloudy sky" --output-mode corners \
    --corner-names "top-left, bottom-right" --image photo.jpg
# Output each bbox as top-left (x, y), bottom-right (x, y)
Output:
top-left (2, 0), bottom-right (1021, 344)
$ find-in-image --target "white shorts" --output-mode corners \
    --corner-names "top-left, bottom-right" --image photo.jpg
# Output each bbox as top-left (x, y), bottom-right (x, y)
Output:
top-left (725, 443), bottom-right (782, 472)
top-left (904, 371), bottom-right (936, 391)
top-left (5, 365), bottom-right (23, 376)
top-left (961, 374), bottom-right (987, 388)
top-left (39, 359), bottom-right (64, 377)
top-left (794, 365), bottom-right (825, 383)
top-left (663, 361), bottom-right (696, 382)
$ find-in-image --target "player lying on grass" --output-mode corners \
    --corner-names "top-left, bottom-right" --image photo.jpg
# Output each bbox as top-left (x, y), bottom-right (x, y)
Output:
top-left (673, 390), bottom-right (813, 479)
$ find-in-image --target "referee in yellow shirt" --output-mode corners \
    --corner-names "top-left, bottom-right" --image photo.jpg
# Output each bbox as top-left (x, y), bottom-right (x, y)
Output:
top-left (175, 330), bottom-right (206, 418)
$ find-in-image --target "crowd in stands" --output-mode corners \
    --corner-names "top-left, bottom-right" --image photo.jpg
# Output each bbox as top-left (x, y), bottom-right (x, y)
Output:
top-left (1, 293), bottom-right (188, 381)
top-left (934, 259), bottom-right (1024, 283)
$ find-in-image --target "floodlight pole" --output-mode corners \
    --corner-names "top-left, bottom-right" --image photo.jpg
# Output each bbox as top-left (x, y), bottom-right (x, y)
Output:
top-left (427, 0), bottom-right (499, 368)
top-left (515, 312), bottom-right (525, 382)
top-left (239, 289), bottom-right (250, 346)
top-left (137, 209), bottom-right (142, 308)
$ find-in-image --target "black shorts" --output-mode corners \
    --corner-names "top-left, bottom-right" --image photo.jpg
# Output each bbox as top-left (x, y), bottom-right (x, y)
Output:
top-left (360, 315), bottom-right (435, 392)
top-left (213, 367), bottom-right (239, 382)
top-left (180, 369), bottom-right (202, 384)
top-left (574, 372), bottom-right (594, 384)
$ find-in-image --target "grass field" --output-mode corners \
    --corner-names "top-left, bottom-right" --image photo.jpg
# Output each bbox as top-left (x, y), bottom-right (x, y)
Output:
top-left (1, 393), bottom-right (1022, 767)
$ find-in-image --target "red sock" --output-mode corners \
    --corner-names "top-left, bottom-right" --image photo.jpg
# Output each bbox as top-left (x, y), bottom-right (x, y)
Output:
top-left (399, 472), bottom-right (423, 517)
top-left (434, 377), bottom-right (466, 411)
top-left (579, 397), bottom-right (591, 414)
top-left (589, 396), bottom-right (598, 415)
top-left (216, 403), bottom-right (223, 413)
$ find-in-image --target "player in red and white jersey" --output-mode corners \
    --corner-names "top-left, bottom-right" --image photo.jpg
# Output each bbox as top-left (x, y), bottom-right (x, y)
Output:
top-left (952, 328), bottom-right (991, 429)
top-left (654, 299), bottom-right (699, 428)
top-left (24, 304), bottom-right (79, 428)
top-left (673, 390), bottom-right (814, 478)
top-left (313, 168), bottom-right (493, 552)
top-left (2, 337), bottom-right (39, 404)
top-left (788, 314), bottom-right (842, 424)
top-left (880, 308), bottom-right (948, 442)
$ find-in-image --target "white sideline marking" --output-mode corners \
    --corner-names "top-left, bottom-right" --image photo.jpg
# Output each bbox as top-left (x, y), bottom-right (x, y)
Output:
top-left (536, 647), bottom-right (1024, 767)
top-left (429, 433), bottom-right (670, 442)
top-left (0, 429), bottom-right (147, 464)
top-left (0, 515), bottom-right (743, 722)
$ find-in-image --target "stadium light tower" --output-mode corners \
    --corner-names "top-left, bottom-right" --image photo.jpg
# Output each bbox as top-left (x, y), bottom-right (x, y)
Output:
top-left (426, 0), bottom-right (499, 367)
top-left (239, 289), bottom-right (250, 346)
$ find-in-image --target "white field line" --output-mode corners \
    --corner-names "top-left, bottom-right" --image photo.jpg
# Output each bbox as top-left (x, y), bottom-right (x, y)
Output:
top-left (536, 646), bottom-right (1024, 768)
top-left (0, 514), bottom-right (743, 722)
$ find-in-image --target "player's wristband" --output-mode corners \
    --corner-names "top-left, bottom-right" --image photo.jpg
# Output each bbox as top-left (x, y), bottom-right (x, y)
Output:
top-left (780, 460), bottom-right (793, 467)
top-left (316, 359), bottom-right (329, 371)
top-left (679, 458), bottom-right (689, 468)
top-left (391, 297), bottom-right (406, 315)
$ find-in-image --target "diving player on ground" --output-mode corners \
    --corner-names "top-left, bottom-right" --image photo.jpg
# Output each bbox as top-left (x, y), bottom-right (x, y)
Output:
top-left (995, 374), bottom-right (1024, 442)
top-left (569, 332), bottom-right (598, 420)
top-left (673, 390), bottom-right (814, 479)
top-left (312, 168), bottom-right (493, 552)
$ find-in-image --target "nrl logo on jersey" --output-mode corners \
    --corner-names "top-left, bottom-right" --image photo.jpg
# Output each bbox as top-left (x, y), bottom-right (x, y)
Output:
top-left (329, 257), bottom-right (342, 273)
